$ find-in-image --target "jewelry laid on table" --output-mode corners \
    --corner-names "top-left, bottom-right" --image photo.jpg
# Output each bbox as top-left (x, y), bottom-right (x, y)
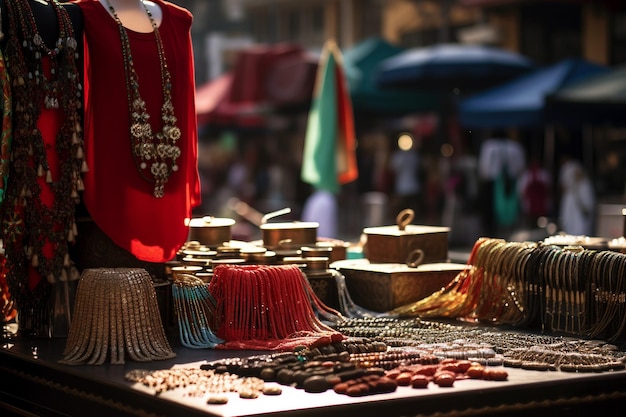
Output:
top-left (502, 341), bottom-right (626, 373)
top-left (124, 270), bottom-right (149, 362)
top-left (125, 367), bottom-right (267, 397)
top-left (544, 245), bottom-right (563, 332)
top-left (607, 252), bottom-right (626, 340)
top-left (494, 243), bottom-right (522, 324)
top-left (207, 264), bottom-right (344, 351)
top-left (607, 249), bottom-right (626, 327)
top-left (587, 250), bottom-right (609, 339)
top-left (60, 268), bottom-right (175, 365)
top-left (561, 247), bottom-right (585, 335)
top-left (507, 242), bottom-right (534, 325)
top-left (110, 268), bottom-right (125, 364)
top-left (59, 264), bottom-right (97, 363)
top-left (369, 236), bottom-right (626, 344)
top-left (103, 0), bottom-right (181, 198)
top-left (172, 272), bottom-right (223, 348)
top-left (329, 268), bottom-right (382, 319)
top-left (2, 0), bottom-right (86, 327)
top-left (585, 250), bottom-right (626, 341)
top-left (388, 237), bottom-right (490, 319)
top-left (575, 249), bottom-right (594, 334)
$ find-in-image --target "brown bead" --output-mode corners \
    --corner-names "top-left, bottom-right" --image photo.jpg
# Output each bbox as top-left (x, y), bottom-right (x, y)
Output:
top-left (262, 385), bottom-right (283, 396)
top-left (303, 375), bottom-right (331, 393)
top-left (333, 382), bottom-right (349, 394)
top-left (207, 396), bottom-right (229, 404)
top-left (410, 374), bottom-right (429, 389)
top-left (433, 371), bottom-right (455, 387)
top-left (239, 389), bottom-right (259, 399)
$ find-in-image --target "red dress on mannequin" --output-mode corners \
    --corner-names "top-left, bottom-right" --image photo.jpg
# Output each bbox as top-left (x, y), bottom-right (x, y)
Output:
top-left (77, 0), bottom-right (200, 263)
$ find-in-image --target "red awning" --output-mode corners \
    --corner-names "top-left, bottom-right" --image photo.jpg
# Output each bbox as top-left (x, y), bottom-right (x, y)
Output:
top-left (195, 73), bottom-right (232, 126)
top-left (195, 43), bottom-right (318, 128)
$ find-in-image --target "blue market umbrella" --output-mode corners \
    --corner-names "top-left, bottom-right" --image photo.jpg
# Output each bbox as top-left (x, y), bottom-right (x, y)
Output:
top-left (343, 37), bottom-right (441, 114)
top-left (546, 64), bottom-right (626, 127)
top-left (458, 58), bottom-right (609, 129)
top-left (376, 43), bottom-right (534, 93)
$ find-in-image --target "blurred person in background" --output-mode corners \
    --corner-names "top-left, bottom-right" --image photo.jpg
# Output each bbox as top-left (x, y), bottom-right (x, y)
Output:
top-left (389, 132), bottom-right (421, 221)
top-left (518, 156), bottom-right (552, 229)
top-left (301, 187), bottom-right (338, 239)
top-left (478, 132), bottom-right (525, 238)
top-left (558, 155), bottom-right (595, 236)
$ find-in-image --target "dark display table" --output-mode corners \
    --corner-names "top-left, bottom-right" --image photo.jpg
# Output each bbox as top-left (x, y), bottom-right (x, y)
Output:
top-left (2, 325), bottom-right (626, 417)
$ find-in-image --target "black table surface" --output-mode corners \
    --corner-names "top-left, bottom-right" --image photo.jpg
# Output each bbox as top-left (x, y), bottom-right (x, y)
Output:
top-left (2, 324), bottom-right (626, 417)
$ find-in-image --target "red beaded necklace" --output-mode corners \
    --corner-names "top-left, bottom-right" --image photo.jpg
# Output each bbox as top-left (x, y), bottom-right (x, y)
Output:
top-left (208, 264), bottom-right (344, 351)
top-left (103, 0), bottom-right (181, 198)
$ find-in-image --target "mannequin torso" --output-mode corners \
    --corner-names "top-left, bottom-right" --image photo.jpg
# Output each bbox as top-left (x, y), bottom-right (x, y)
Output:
top-left (76, 0), bottom-right (200, 264)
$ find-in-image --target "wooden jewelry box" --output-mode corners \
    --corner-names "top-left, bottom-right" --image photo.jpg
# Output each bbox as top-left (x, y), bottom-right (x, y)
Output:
top-left (331, 259), bottom-right (468, 313)
top-left (363, 210), bottom-right (450, 264)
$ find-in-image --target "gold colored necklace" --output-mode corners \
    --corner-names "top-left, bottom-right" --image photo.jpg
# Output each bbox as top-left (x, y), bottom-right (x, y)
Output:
top-left (104, 0), bottom-right (181, 198)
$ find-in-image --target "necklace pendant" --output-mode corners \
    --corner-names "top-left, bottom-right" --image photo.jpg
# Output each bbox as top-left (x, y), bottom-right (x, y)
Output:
top-left (33, 33), bottom-right (43, 47)
top-left (153, 184), bottom-right (165, 198)
top-left (45, 94), bottom-right (59, 109)
top-left (165, 125), bottom-right (181, 141)
top-left (131, 122), bottom-right (145, 138)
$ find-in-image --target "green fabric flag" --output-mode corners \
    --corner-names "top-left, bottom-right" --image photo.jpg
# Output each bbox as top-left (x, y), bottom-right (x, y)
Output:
top-left (301, 40), bottom-right (358, 194)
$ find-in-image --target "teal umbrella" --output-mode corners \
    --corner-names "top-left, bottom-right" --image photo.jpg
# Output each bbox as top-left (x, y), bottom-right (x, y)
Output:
top-left (343, 37), bottom-right (440, 114)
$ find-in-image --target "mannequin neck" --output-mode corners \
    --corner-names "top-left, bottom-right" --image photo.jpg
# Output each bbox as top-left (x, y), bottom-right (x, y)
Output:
top-left (99, 0), bottom-right (162, 32)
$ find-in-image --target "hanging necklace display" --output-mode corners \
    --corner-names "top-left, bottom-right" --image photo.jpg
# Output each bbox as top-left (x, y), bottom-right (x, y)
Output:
top-left (0, 4), bottom-right (12, 203)
top-left (104, 0), bottom-right (181, 198)
top-left (2, 0), bottom-right (86, 331)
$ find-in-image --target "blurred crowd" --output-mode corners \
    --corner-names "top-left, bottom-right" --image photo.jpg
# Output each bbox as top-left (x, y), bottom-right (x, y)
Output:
top-left (194, 124), bottom-right (616, 248)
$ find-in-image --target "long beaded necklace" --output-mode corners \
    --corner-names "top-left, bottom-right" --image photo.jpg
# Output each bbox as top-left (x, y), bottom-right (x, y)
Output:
top-left (0, 5), bottom-right (11, 203)
top-left (104, 0), bottom-right (181, 198)
top-left (2, 0), bottom-right (85, 316)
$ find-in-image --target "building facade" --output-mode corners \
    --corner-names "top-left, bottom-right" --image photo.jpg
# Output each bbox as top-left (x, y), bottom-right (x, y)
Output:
top-left (179, 0), bottom-right (626, 84)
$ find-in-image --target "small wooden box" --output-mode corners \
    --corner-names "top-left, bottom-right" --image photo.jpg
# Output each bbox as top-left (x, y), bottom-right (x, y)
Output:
top-left (331, 259), bottom-right (467, 313)
top-left (364, 224), bottom-right (450, 264)
top-left (305, 271), bottom-right (340, 311)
